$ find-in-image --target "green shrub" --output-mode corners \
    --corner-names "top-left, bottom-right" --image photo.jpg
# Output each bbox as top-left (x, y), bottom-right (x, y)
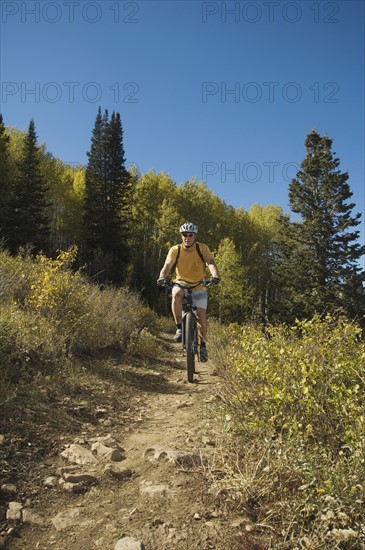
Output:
top-left (225, 315), bottom-right (365, 450)
top-left (212, 316), bottom-right (365, 548)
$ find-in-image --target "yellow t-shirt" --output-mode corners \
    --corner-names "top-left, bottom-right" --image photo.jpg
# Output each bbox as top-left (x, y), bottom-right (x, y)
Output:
top-left (167, 243), bottom-right (212, 285)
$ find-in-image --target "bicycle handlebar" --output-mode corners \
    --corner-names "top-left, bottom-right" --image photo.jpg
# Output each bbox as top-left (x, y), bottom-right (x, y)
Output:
top-left (159, 279), bottom-right (216, 290)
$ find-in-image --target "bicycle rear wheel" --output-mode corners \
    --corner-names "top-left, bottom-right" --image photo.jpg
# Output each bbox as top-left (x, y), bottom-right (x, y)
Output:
top-left (185, 312), bottom-right (195, 383)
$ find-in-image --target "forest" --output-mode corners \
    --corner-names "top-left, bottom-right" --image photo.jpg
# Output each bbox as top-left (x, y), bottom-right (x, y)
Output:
top-left (0, 108), bottom-right (364, 325)
top-left (1, 109), bottom-right (365, 547)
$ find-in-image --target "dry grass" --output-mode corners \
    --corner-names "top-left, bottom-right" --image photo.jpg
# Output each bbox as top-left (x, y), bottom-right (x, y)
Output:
top-left (0, 248), bottom-right (160, 410)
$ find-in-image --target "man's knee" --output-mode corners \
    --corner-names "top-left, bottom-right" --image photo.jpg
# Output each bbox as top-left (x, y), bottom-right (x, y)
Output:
top-left (197, 307), bottom-right (207, 321)
top-left (172, 288), bottom-right (183, 299)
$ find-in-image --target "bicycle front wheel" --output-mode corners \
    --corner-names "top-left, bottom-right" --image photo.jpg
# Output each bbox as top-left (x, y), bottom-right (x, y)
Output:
top-left (185, 312), bottom-right (195, 383)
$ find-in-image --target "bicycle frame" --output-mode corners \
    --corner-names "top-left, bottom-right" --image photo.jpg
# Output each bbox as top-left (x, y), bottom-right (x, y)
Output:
top-left (166, 280), bottom-right (207, 383)
top-left (181, 287), bottom-right (199, 345)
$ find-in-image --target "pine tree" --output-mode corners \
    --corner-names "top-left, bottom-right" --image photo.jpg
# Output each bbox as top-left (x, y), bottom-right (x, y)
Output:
top-left (286, 129), bottom-right (365, 319)
top-left (105, 111), bottom-right (131, 257)
top-left (0, 114), bottom-right (12, 244)
top-left (82, 108), bottom-right (131, 283)
top-left (8, 119), bottom-right (51, 254)
top-left (83, 107), bottom-right (106, 252)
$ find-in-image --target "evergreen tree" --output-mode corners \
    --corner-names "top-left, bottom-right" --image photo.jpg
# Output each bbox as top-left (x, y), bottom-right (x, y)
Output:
top-left (83, 107), bottom-right (106, 252)
top-left (105, 111), bottom-right (131, 256)
top-left (0, 114), bottom-right (12, 244)
top-left (8, 119), bottom-right (51, 254)
top-left (285, 130), bottom-right (365, 319)
top-left (82, 108), bottom-right (131, 283)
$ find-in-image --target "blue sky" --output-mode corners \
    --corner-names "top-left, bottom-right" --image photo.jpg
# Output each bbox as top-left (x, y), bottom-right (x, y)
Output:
top-left (1, 0), bottom-right (364, 257)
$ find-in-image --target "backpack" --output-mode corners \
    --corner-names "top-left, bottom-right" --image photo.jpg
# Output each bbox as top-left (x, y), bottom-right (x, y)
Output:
top-left (171, 242), bottom-right (207, 273)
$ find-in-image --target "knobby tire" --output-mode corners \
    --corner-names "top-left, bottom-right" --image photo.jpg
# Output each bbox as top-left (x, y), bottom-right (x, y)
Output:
top-left (185, 312), bottom-right (195, 383)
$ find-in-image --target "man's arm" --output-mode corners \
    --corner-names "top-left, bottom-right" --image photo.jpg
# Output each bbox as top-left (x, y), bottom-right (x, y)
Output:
top-left (206, 256), bottom-right (220, 279)
top-left (159, 259), bottom-right (175, 279)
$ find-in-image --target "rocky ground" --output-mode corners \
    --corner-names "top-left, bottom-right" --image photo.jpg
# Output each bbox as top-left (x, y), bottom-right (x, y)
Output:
top-left (0, 335), bottom-right (265, 550)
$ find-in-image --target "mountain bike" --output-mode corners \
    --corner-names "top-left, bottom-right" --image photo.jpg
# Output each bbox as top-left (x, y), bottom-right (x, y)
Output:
top-left (162, 280), bottom-right (213, 383)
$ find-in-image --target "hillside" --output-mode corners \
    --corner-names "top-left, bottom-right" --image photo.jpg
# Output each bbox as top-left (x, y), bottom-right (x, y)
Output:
top-left (0, 336), bottom-right (261, 550)
top-left (1, 249), bottom-right (364, 549)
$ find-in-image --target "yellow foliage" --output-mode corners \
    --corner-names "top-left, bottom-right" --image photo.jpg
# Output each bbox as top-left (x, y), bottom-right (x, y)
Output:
top-left (26, 246), bottom-right (85, 318)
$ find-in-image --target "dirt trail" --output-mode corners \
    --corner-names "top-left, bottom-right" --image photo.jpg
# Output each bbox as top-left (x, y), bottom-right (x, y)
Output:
top-left (2, 337), bottom-right (247, 550)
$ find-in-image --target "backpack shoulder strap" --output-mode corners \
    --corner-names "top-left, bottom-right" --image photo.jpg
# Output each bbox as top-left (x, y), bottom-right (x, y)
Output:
top-left (171, 243), bottom-right (206, 273)
top-left (196, 242), bottom-right (207, 265)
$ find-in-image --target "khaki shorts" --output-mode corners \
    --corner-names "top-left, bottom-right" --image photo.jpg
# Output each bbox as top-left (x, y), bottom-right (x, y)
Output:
top-left (172, 287), bottom-right (208, 310)
top-left (191, 289), bottom-right (208, 309)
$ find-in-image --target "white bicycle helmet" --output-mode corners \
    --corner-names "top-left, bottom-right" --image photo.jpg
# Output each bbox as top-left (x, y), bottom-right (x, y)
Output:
top-left (179, 222), bottom-right (198, 234)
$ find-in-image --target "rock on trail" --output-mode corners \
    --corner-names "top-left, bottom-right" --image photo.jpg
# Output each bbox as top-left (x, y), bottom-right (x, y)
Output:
top-left (2, 348), bottom-right (243, 550)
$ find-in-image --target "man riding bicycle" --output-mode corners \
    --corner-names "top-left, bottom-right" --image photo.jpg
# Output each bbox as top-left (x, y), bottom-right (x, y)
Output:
top-left (157, 222), bottom-right (220, 362)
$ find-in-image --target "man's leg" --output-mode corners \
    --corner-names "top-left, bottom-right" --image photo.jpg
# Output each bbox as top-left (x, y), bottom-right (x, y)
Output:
top-left (172, 287), bottom-right (184, 342)
top-left (192, 290), bottom-right (208, 343)
top-left (196, 307), bottom-right (207, 343)
top-left (197, 307), bottom-right (209, 362)
top-left (171, 287), bottom-right (184, 323)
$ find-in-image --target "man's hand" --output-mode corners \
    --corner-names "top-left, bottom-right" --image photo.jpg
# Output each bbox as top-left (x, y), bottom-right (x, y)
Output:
top-left (208, 277), bottom-right (220, 286)
top-left (157, 277), bottom-right (169, 287)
